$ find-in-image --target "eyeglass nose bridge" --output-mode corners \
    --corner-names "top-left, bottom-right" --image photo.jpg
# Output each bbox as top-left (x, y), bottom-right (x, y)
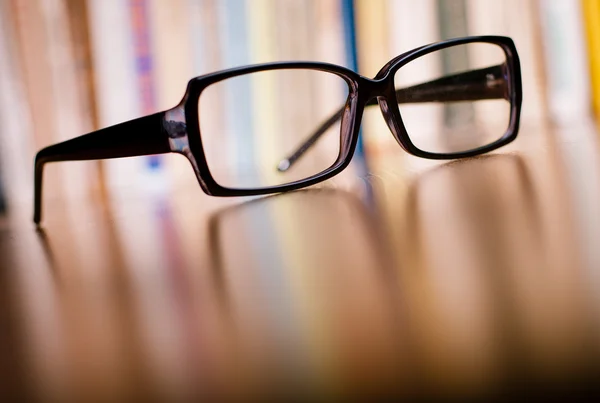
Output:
top-left (359, 76), bottom-right (413, 153)
top-left (358, 75), bottom-right (389, 99)
top-left (377, 95), bottom-right (413, 153)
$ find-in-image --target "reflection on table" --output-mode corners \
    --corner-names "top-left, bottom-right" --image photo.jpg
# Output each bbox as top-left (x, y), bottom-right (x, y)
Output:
top-left (2, 123), bottom-right (600, 401)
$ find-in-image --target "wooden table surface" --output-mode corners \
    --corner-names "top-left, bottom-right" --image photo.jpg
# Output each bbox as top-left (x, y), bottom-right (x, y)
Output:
top-left (2, 121), bottom-right (600, 401)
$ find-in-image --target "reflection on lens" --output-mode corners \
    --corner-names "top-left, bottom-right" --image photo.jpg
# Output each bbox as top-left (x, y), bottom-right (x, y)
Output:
top-left (394, 43), bottom-right (511, 154)
top-left (199, 69), bottom-right (350, 189)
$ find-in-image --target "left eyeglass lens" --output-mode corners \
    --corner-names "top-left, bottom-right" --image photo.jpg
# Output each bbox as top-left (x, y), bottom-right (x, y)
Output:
top-left (394, 42), bottom-right (512, 155)
top-left (198, 69), bottom-right (350, 189)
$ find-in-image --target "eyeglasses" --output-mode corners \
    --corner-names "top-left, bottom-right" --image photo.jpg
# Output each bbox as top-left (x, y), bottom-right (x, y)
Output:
top-left (34, 36), bottom-right (522, 223)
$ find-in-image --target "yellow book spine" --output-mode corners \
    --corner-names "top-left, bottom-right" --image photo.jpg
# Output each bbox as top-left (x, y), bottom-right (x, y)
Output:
top-left (247, 0), bottom-right (277, 185)
top-left (354, 0), bottom-right (390, 153)
top-left (583, 0), bottom-right (600, 119)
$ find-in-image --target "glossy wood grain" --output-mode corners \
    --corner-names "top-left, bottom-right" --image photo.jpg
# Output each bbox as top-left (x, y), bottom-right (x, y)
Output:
top-left (2, 122), bottom-right (600, 401)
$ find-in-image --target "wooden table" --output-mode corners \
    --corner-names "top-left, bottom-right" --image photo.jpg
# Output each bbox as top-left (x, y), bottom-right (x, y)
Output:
top-left (2, 121), bottom-right (600, 401)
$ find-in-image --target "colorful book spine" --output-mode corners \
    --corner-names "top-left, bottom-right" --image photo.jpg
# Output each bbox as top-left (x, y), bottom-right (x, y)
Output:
top-left (341, 0), bottom-right (367, 169)
top-left (247, 0), bottom-right (277, 185)
top-left (130, 0), bottom-right (156, 126)
top-left (353, 0), bottom-right (390, 75)
top-left (313, 0), bottom-right (362, 189)
top-left (129, 0), bottom-right (165, 187)
top-left (354, 0), bottom-right (390, 154)
top-left (583, 0), bottom-right (600, 120)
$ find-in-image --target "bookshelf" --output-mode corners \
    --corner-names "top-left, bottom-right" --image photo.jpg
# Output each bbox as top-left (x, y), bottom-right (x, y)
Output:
top-left (0, 0), bottom-right (598, 214)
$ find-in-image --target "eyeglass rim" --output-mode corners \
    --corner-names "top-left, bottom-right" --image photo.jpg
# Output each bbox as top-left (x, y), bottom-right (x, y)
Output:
top-left (377, 36), bottom-right (522, 159)
top-left (182, 35), bottom-right (522, 196)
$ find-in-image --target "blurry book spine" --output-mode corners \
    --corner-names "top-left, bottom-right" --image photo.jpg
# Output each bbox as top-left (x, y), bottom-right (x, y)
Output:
top-left (188, 0), bottom-right (225, 183)
top-left (187, 0), bottom-right (207, 75)
top-left (583, 0), bottom-right (600, 120)
top-left (65, 0), bottom-right (99, 136)
top-left (10, 0), bottom-right (63, 204)
top-left (387, 0), bottom-right (443, 162)
top-left (129, 0), bottom-right (164, 188)
top-left (314, 0), bottom-right (345, 65)
top-left (189, 0), bottom-right (221, 75)
top-left (41, 0), bottom-right (91, 201)
top-left (354, 0), bottom-right (390, 153)
top-left (218, 0), bottom-right (253, 179)
top-left (341, 0), bottom-right (366, 160)
top-left (437, 0), bottom-right (474, 128)
top-left (149, 0), bottom-right (191, 110)
top-left (130, 0), bottom-right (156, 126)
top-left (437, 0), bottom-right (469, 39)
top-left (538, 0), bottom-right (590, 123)
top-left (275, 0), bottom-right (313, 60)
top-left (149, 0), bottom-right (192, 189)
top-left (247, 0), bottom-right (278, 184)
top-left (466, 0), bottom-right (548, 123)
top-left (354, 0), bottom-right (389, 75)
top-left (315, 0), bottom-right (361, 185)
top-left (0, 0), bottom-right (34, 211)
top-left (10, 0), bottom-right (56, 149)
top-left (389, 0), bottom-right (438, 52)
top-left (65, 0), bottom-right (105, 196)
top-left (247, 0), bottom-right (276, 63)
top-left (11, 0), bottom-right (91, 204)
top-left (504, 0), bottom-right (548, 123)
top-left (87, 0), bottom-right (141, 194)
top-left (275, 0), bottom-right (315, 177)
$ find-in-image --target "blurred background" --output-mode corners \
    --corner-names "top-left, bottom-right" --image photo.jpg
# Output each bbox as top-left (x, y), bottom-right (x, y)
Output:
top-left (4, 2), bottom-right (600, 401)
top-left (0, 0), bottom-right (598, 214)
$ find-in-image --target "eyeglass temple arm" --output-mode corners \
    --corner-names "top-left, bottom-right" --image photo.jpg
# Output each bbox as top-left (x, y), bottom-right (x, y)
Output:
top-left (34, 112), bottom-right (171, 224)
top-left (277, 64), bottom-right (508, 172)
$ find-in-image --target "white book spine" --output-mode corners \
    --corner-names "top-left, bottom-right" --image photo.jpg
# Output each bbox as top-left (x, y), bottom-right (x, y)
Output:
top-left (87, 0), bottom-right (141, 195)
top-left (466, 0), bottom-right (547, 124)
top-left (388, 0), bottom-right (442, 144)
top-left (149, 0), bottom-right (192, 191)
top-left (538, 0), bottom-right (591, 124)
top-left (0, 2), bottom-right (34, 211)
top-left (42, 0), bottom-right (91, 201)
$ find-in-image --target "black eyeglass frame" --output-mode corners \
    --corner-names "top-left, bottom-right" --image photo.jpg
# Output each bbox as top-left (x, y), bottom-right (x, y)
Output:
top-left (33, 36), bottom-right (522, 224)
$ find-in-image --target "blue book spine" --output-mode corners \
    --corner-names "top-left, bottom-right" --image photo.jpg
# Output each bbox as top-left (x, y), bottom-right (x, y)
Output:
top-left (341, 0), bottom-right (364, 160)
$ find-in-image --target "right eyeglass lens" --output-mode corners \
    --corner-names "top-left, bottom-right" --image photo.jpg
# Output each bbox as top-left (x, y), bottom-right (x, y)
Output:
top-left (394, 42), bottom-right (512, 155)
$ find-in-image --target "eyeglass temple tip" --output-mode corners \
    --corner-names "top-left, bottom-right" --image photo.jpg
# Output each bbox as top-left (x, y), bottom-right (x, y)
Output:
top-left (32, 112), bottom-right (171, 224)
top-left (277, 159), bottom-right (291, 172)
